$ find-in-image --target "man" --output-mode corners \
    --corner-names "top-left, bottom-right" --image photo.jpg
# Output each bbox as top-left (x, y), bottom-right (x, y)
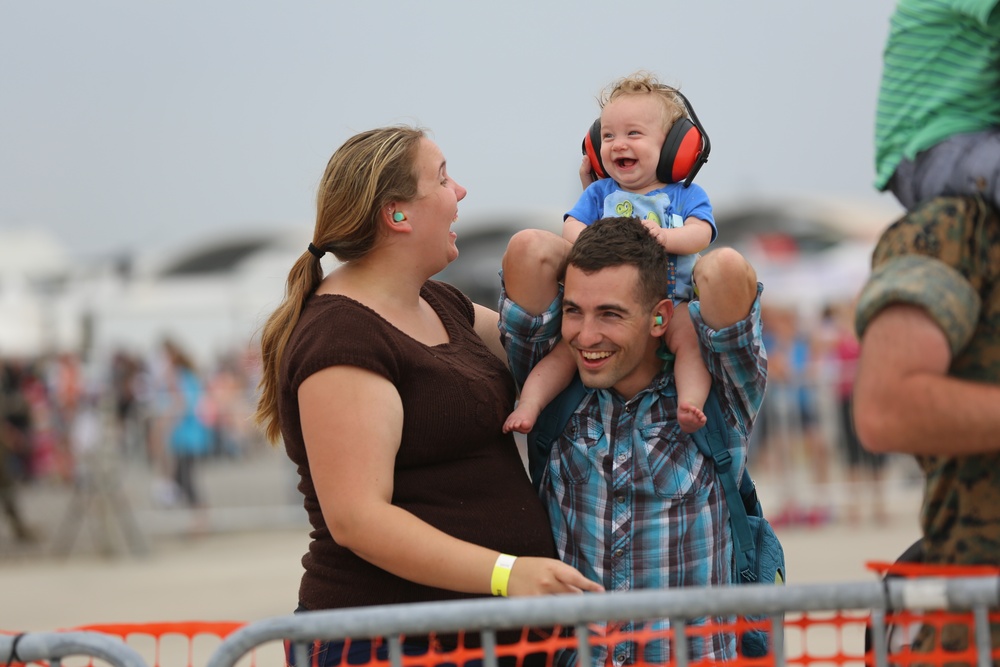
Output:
top-left (853, 195), bottom-right (1000, 656)
top-left (498, 217), bottom-right (767, 664)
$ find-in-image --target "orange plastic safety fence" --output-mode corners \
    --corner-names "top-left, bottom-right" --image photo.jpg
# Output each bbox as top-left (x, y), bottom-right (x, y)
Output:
top-left (285, 612), bottom-right (868, 667)
top-left (73, 622), bottom-right (248, 667)
top-left (5, 608), bottom-right (998, 667)
top-left (863, 560), bottom-right (1000, 667)
top-left (2, 622), bottom-right (249, 667)
top-left (866, 561), bottom-right (1000, 579)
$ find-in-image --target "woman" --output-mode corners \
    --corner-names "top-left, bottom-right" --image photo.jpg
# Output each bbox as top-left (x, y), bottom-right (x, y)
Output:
top-left (254, 126), bottom-right (601, 665)
top-left (162, 338), bottom-right (212, 532)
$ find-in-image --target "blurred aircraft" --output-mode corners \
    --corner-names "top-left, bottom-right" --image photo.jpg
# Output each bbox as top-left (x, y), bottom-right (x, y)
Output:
top-left (438, 196), bottom-right (900, 321)
top-left (711, 196), bottom-right (898, 318)
top-left (0, 196), bottom-right (900, 368)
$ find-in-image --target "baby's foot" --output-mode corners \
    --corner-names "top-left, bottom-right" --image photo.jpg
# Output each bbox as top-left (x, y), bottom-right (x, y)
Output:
top-left (503, 405), bottom-right (540, 434)
top-left (677, 401), bottom-right (707, 433)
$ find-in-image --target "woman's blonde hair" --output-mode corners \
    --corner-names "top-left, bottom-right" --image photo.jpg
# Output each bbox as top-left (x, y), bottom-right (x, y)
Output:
top-left (254, 125), bottom-right (425, 444)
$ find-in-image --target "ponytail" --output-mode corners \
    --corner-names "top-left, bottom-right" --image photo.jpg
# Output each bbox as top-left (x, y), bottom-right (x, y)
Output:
top-left (254, 125), bottom-right (424, 444)
top-left (254, 252), bottom-right (324, 444)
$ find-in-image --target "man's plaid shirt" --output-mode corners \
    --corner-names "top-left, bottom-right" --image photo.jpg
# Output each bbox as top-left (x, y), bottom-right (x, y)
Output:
top-left (498, 279), bottom-right (767, 665)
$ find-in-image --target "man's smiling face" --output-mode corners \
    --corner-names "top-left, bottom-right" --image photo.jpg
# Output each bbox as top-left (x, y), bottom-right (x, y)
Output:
top-left (561, 263), bottom-right (667, 400)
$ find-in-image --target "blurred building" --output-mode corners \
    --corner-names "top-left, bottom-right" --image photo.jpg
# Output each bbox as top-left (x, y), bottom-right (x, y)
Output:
top-left (0, 224), bottom-right (310, 368)
top-left (73, 225), bottom-right (311, 367)
top-left (0, 229), bottom-right (72, 357)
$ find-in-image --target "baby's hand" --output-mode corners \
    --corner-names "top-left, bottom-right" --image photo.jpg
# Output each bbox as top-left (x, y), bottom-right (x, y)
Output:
top-left (639, 219), bottom-right (668, 247)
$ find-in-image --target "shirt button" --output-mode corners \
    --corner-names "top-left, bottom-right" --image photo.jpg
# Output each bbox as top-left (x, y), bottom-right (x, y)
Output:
top-left (614, 548), bottom-right (624, 557)
top-left (616, 652), bottom-right (627, 664)
top-left (616, 494), bottom-right (626, 503)
top-left (617, 453), bottom-right (626, 462)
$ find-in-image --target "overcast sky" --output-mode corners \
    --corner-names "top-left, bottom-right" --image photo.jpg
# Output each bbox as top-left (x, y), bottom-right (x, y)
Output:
top-left (1, 2), bottom-right (899, 259)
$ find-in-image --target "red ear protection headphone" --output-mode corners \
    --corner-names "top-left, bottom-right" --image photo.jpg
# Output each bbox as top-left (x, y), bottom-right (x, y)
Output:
top-left (581, 87), bottom-right (711, 188)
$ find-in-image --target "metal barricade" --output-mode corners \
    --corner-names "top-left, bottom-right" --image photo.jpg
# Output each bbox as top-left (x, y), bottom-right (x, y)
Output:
top-left (0, 631), bottom-right (148, 667)
top-left (2, 622), bottom-right (252, 667)
top-left (71, 622), bottom-right (248, 667)
top-left (204, 577), bottom-right (1000, 667)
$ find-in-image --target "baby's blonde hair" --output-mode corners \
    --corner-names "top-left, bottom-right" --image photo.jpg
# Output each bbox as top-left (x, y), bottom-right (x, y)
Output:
top-left (599, 71), bottom-right (686, 132)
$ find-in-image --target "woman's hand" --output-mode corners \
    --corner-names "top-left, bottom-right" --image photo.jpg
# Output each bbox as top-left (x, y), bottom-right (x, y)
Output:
top-left (507, 557), bottom-right (604, 596)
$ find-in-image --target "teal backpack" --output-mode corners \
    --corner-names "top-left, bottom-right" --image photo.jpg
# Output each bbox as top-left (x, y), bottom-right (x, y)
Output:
top-left (525, 376), bottom-right (785, 657)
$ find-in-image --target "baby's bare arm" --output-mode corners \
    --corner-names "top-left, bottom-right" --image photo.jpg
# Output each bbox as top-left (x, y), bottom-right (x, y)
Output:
top-left (641, 216), bottom-right (713, 255)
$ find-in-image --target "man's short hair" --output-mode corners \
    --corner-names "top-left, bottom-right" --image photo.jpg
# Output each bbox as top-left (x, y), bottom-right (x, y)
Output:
top-left (568, 217), bottom-right (670, 308)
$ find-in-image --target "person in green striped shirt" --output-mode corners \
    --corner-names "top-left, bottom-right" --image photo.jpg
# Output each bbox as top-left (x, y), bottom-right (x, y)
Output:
top-left (874, 0), bottom-right (1000, 209)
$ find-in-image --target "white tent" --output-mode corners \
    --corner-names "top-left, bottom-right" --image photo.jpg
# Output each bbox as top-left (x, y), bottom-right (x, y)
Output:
top-left (0, 229), bottom-right (72, 357)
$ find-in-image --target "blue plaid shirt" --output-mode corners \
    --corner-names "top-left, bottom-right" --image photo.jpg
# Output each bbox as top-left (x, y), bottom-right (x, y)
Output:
top-left (498, 278), bottom-right (767, 665)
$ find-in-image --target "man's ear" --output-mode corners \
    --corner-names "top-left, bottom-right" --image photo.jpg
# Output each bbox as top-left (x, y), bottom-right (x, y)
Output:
top-left (651, 299), bottom-right (674, 336)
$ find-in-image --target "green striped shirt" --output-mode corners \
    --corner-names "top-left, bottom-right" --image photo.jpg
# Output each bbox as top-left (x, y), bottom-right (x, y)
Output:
top-left (874, 0), bottom-right (1000, 190)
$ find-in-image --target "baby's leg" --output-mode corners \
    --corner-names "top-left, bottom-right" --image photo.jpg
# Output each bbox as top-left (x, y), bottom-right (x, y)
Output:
top-left (666, 302), bottom-right (710, 433)
top-left (504, 343), bottom-right (578, 434)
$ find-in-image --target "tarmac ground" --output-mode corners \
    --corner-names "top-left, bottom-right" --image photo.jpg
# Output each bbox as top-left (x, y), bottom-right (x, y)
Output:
top-left (1, 445), bottom-right (924, 636)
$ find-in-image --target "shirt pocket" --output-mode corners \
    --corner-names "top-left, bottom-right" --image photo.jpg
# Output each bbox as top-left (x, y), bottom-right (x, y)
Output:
top-left (637, 423), bottom-right (707, 500)
top-left (552, 412), bottom-right (605, 485)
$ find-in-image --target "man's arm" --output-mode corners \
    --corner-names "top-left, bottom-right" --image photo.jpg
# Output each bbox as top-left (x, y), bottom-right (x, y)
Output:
top-left (854, 304), bottom-right (1000, 455)
top-left (852, 197), bottom-right (1000, 455)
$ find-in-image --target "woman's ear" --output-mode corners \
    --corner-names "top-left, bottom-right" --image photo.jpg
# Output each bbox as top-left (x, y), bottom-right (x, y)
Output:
top-left (651, 299), bottom-right (674, 335)
top-left (383, 205), bottom-right (412, 232)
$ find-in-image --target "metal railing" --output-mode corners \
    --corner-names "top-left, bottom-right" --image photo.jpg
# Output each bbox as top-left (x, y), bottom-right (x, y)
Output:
top-left (200, 576), bottom-right (999, 667)
top-left (0, 631), bottom-right (148, 667)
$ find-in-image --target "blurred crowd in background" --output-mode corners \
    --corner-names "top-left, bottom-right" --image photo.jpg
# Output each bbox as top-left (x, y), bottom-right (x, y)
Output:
top-left (753, 300), bottom-right (899, 530)
top-left (0, 338), bottom-right (266, 544)
top-left (0, 293), bottom-right (909, 549)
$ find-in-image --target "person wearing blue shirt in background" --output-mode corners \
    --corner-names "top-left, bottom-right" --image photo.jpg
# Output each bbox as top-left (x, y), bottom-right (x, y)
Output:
top-left (162, 338), bottom-right (212, 532)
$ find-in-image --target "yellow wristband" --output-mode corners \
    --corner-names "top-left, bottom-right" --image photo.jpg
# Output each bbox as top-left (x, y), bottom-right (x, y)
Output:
top-left (490, 554), bottom-right (517, 597)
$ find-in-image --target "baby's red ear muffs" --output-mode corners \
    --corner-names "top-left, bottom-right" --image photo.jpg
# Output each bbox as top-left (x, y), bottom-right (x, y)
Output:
top-left (582, 118), bottom-right (607, 181)
top-left (659, 88), bottom-right (711, 187)
top-left (659, 116), bottom-right (707, 186)
top-left (581, 88), bottom-right (711, 188)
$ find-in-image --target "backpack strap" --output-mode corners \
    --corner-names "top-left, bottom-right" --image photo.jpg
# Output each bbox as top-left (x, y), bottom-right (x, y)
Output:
top-left (525, 374), bottom-right (587, 492)
top-left (690, 389), bottom-right (756, 582)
